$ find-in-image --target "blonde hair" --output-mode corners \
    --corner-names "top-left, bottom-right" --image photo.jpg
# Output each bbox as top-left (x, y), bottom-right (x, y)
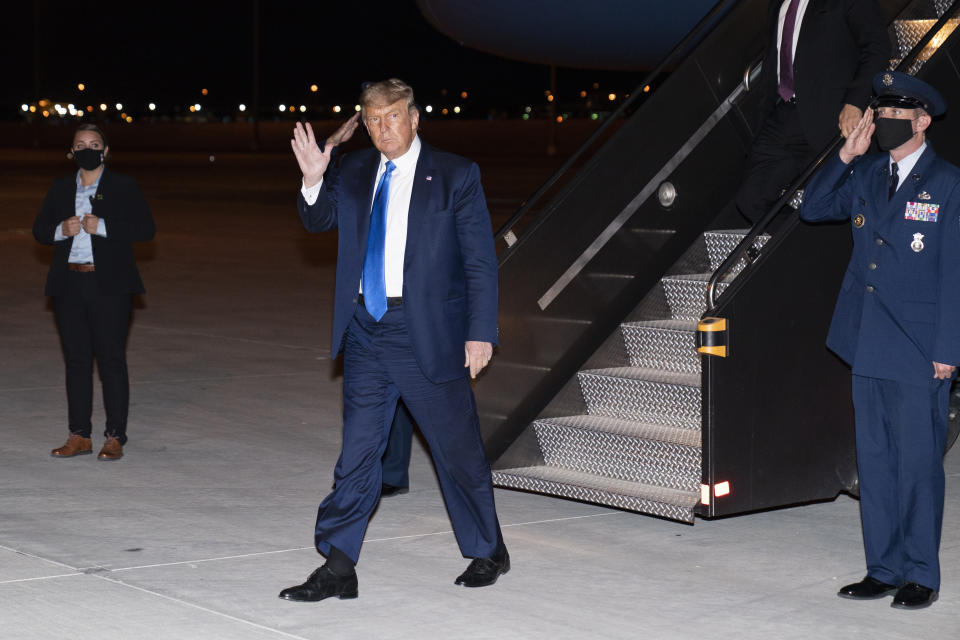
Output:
top-left (359, 78), bottom-right (416, 113)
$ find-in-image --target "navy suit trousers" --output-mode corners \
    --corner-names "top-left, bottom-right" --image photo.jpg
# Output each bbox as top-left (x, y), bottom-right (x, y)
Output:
top-left (314, 303), bottom-right (502, 564)
top-left (852, 374), bottom-right (951, 590)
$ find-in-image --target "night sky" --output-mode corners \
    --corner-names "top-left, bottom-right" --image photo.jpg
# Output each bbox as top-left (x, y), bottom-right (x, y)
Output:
top-left (2, 1), bottom-right (652, 121)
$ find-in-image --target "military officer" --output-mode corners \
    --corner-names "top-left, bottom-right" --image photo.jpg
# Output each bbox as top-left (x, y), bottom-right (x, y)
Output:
top-left (801, 71), bottom-right (960, 609)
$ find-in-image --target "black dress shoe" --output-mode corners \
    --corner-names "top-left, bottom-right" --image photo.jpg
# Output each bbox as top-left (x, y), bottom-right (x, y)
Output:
top-left (891, 582), bottom-right (938, 609)
top-left (278, 566), bottom-right (358, 602)
top-left (380, 483), bottom-right (409, 497)
top-left (455, 546), bottom-right (510, 587)
top-left (837, 576), bottom-right (898, 600)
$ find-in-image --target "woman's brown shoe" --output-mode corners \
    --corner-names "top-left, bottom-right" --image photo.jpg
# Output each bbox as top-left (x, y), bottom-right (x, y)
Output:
top-left (98, 436), bottom-right (124, 461)
top-left (51, 434), bottom-right (93, 458)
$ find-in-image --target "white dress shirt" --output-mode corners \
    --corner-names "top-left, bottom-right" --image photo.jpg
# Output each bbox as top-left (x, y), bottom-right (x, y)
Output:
top-left (301, 135), bottom-right (422, 297)
top-left (890, 141), bottom-right (927, 190)
top-left (776, 0), bottom-right (811, 90)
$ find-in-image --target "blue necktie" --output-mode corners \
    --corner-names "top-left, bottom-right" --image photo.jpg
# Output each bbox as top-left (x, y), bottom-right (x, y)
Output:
top-left (362, 160), bottom-right (396, 321)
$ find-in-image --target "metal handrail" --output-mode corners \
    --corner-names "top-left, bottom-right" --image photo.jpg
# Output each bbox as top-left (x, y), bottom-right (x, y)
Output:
top-left (705, 0), bottom-right (960, 310)
top-left (494, 0), bottom-right (738, 248)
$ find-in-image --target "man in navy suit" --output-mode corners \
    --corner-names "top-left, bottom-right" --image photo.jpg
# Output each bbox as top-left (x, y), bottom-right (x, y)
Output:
top-left (802, 72), bottom-right (960, 609)
top-left (279, 79), bottom-right (508, 602)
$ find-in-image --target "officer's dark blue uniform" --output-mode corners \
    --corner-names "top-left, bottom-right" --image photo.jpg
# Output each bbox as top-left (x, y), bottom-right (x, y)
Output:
top-left (802, 72), bottom-right (960, 603)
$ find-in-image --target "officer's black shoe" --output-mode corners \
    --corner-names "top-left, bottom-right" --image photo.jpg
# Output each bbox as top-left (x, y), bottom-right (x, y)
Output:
top-left (891, 583), bottom-right (938, 609)
top-left (837, 576), bottom-right (898, 599)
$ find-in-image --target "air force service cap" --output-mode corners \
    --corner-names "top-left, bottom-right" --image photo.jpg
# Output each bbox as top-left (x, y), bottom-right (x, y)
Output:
top-left (872, 71), bottom-right (946, 116)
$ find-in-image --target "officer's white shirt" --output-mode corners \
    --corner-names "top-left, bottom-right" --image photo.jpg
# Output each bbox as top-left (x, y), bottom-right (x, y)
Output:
top-left (890, 141), bottom-right (927, 190)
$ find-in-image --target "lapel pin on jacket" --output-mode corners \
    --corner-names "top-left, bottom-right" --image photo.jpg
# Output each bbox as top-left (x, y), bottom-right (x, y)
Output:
top-left (426, 175), bottom-right (432, 181)
top-left (918, 191), bottom-right (931, 200)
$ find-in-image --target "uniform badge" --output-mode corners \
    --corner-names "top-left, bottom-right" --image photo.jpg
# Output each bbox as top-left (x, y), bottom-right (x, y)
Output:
top-left (853, 213), bottom-right (865, 228)
top-left (882, 73), bottom-right (894, 87)
top-left (917, 191), bottom-right (931, 200)
top-left (911, 232), bottom-right (925, 252)
top-left (904, 201), bottom-right (939, 222)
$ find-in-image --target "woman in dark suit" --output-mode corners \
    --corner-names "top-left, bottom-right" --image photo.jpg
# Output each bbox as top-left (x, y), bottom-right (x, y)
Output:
top-left (33, 124), bottom-right (155, 461)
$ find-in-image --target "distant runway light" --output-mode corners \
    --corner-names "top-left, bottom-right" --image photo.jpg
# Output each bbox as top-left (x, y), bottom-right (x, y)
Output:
top-left (189, 105), bottom-right (196, 113)
top-left (441, 108), bottom-right (449, 115)
top-left (21, 104), bottom-right (28, 112)
top-left (299, 105), bottom-right (306, 113)
top-left (453, 106), bottom-right (461, 114)
top-left (591, 113), bottom-right (599, 120)
top-left (209, 155), bottom-right (216, 162)
top-left (279, 104), bottom-right (286, 112)
top-left (425, 105), bottom-right (433, 113)
top-left (556, 115), bottom-right (563, 123)
top-left (310, 84), bottom-right (318, 93)
top-left (607, 93), bottom-right (616, 101)
top-left (288, 106), bottom-right (295, 113)
top-left (580, 90), bottom-right (587, 98)
top-left (524, 106), bottom-right (531, 113)
top-left (201, 88), bottom-right (209, 96)
top-left (522, 113), bottom-right (529, 120)
top-left (546, 95), bottom-right (554, 102)
top-left (148, 103), bottom-right (156, 111)
top-left (239, 104), bottom-right (246, 112)
top-left (460, 91), bottom-right (468, 99)
top-left (87, 105), bottom-right (94, 112)
top-left (68, 103), bottom-right (75, 110)
top-left (333, 105), bottom-right (341, 113)
top-left (643, 85), bottom-right (651, 93)
top-left (78, 83), bottom-right (85, 91)
top-left (194, 103), bottom-right (202, 111)
top-left (99, 103), bottom-right (107, 111)
top-left (354, 104), bottom-right (361, 112)
top-left (116, 103), bottom-right (123, 111)
top-left (125, 116), bottom-right (133, 123)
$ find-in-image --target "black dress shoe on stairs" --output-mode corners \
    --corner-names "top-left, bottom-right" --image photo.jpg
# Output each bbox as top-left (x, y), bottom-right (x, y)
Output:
top-left (455, 546), bottom-right (510, 587)
top-left (891, 582), bottom-right (938, 609)
top-left (837, 576), bottom-right (898, 600)
top-left (278, 565), bottom-right (358, 602)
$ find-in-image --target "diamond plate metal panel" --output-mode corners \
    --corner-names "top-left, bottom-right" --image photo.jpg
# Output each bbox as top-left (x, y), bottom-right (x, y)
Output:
top-left (533, 417), bottom-right (702, 491)
top-left (703, 230), bottom-right (771, 276)
top-left (493, 467), bottom-right (697, 522)
top-left (891, 18), bottom-right (960, 75)
top-left (661, 273), bottom-right (726, 320)
top-left (620, 319), bottom-right (700, 373)
top-left (578, 368), bottom-right (701, 428)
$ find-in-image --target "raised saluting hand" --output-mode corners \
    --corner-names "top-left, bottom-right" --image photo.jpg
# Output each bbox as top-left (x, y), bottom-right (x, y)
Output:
top-left (291, 114), bottom-right (360, 188)
top-left (839, 107), bottom-right (875, 164)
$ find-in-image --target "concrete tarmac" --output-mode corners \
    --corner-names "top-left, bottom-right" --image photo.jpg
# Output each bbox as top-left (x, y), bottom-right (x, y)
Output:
top-left (1, 148), bottom-right (957, 639)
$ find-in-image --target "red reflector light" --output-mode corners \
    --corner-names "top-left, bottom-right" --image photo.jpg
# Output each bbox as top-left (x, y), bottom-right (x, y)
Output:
top-left (715, 481), bottom-right (731, 497)
top-left (700, 484), bottom-right (710, 505)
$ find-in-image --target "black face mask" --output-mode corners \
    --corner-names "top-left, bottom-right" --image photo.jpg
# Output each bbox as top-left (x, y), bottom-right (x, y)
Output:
top-left (873, 117), bottom-right (915, 151)
top-left (73, 148), bottom-right (104, 171)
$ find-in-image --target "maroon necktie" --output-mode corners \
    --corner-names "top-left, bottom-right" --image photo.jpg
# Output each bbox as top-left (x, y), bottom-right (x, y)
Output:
top-left (778, 0), bottom-right (802, 101)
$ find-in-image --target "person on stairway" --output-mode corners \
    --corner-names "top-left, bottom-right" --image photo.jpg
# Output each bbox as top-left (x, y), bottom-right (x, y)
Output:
top-left (736, 0), bottom-right (890, 224)
top-left (801, 71), bottom-right (959, 610)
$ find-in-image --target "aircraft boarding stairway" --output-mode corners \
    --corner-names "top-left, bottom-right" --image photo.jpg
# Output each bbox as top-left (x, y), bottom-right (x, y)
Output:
top-left (475, 0), bottom-right (960, 522)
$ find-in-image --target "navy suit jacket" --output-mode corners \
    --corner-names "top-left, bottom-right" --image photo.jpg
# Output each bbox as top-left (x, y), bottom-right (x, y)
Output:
top-left (33, 168), bottom-right (156, 296)
top-left (297, 141), bottom-right (498, 384)
top-left (758, 0), bottom-right (890, 150)
top-left (801, 144), bottom-right (960, 383)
